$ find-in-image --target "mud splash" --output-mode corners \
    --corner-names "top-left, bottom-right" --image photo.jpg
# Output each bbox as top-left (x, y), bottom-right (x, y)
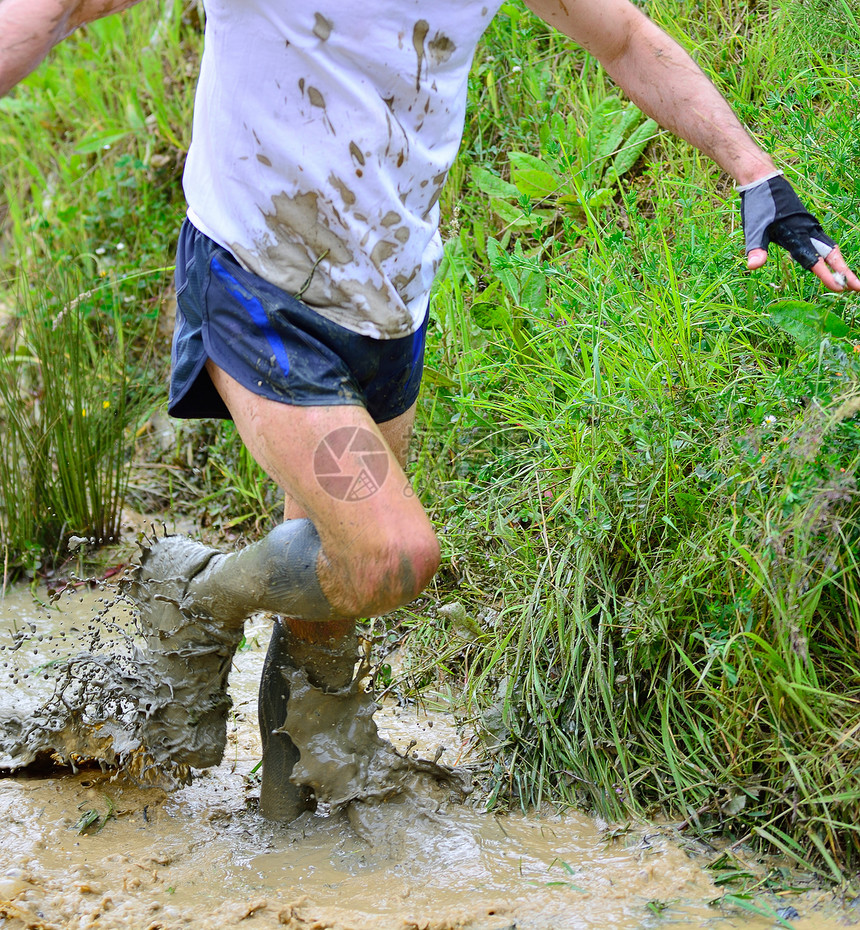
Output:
top-left (0, 536), bottom-right (470, 831)
top-left (282, 664), bottom-right (470, 848)
top-left (0, 585), bottom-right (853, 929)
top-left (0, 582), bottom-right (190, 788)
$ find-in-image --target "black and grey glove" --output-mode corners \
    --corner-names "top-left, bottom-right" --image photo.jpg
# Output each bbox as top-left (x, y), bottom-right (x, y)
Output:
top-left (739, 172), bottom-right (835, 270)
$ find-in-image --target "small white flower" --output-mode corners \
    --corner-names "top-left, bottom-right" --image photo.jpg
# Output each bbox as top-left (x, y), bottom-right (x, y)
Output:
top-left (763, 415), bottom-right (777, 428)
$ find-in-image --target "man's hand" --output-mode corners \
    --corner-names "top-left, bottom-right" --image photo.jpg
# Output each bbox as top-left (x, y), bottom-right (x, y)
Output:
top-left (741, 173), bottom-right (860, 293)
top-left (0, 0), bottom-right (143, 97)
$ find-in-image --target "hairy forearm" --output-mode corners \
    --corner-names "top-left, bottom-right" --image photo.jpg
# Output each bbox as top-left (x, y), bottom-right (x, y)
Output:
top-left (0, 0), bottom-right (141, 96)
top-left (602, 15), bottom-right (775, 185)
top-left (526, 0), bottom-right (775, 185)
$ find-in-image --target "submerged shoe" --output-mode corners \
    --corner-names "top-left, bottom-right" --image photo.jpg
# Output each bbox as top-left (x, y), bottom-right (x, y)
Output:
top-left (258, 619), bottom-right (313, 821)
top-left (128, 534), bottom-right (246, 769)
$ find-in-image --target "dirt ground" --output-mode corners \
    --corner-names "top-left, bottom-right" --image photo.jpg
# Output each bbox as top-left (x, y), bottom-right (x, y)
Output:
top-left (0, 584), bottom-right (856, 930)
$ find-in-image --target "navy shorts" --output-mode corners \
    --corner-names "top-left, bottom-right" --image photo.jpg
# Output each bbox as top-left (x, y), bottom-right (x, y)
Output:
top-left (168, 219), bottom-right (428, 423)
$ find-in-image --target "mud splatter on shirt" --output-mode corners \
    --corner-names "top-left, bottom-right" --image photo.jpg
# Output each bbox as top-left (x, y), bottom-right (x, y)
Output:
top-left (184, 0), bottom-right (503, 338)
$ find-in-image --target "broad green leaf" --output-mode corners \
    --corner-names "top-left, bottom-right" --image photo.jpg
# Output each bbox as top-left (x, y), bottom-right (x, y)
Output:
top-left (422, 365), bottom-right (458, 388)
top-left (520, 270), bottom-right (547, 310)
top-left (595, 104), bottom-right (644, 170)
top-left (489, 198), bottom-right (538, 228)
top-left (769, 299), bottom-right (850, 348)
top-left (509, 151), bottom-right (562, 198)
top-left (557, 193), bottom-right (583, 213)
top-left (508, 151), bottom-right (555, 174)
top-left (74, 130), bottom-right (133, 155)
top-left (612, 118), bottom-right (658, 178)
top-left (471, 300), bottom-right (512, 331)
top-left (487, 236), bottom-right (520, 301)
top-left (587, 95), bottom-right (624, 160)
top-left (511, 167), bottom-right (561, 199)
top-left (585, 187), bottom-right (615, 210)
top-left (471, 166), bottom-right (520, 201)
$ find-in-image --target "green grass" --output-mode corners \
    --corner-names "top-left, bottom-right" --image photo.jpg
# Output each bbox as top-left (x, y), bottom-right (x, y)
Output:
top-left (413, 0), bottom-right (860, 882)
top-left (1, 0), bottom-right (859, 885)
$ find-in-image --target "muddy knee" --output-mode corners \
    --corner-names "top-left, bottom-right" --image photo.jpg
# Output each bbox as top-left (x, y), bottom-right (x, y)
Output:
top-left (329, 529), bottom-right (440, 618)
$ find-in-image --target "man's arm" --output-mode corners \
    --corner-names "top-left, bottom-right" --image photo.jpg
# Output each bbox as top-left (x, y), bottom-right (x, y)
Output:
top-left (0, 0), bottom-right (143, 97)
top-left (524, 0), bottom-right (859, 292)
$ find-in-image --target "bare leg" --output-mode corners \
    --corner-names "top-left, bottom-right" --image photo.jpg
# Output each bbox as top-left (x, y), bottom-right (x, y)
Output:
top-left (258, 404), bottom-right (418, 820)
top-left (281, 402), bottom-right (417, 651)
top-left (204, 360), bottom-right (428, 819)
top-left (204, 361), bottom-right (435, 621)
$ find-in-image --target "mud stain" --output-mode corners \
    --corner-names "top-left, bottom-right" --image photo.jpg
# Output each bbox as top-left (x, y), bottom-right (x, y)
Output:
top-left (370, 240), bottom-right (397, 266)
top-left (232, 190), bottom-right (415, 337)
top-left (428, 32), bottom-right (456, 66)
top-left (412, 20), bottom-right (429, 91)
top-left (305, 85), bottom-right (335, 135)
top-left (313, 12), bottom-right (332, 41)
top-left (328, 174), bottom-right (357, 207)
top-left (348, 141), bottom-right (366, 167)
top-left (0, 587), bottom-right (850, 929)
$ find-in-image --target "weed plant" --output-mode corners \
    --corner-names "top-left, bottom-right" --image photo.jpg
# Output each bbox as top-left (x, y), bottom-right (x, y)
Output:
top-left (0, 0), bottom-right (858, 884)
top-left (0, 272), bottom-right (160, 576)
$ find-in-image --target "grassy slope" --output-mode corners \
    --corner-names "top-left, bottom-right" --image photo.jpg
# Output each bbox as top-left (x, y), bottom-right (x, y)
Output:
top-left (416, 0), bottom-right (860, 881)
top-left (1, 0), bottom-right (859, 881)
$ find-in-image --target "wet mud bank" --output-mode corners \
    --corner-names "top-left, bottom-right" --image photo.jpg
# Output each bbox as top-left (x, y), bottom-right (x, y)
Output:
top-left (0, 584), bottom-right (854, 929)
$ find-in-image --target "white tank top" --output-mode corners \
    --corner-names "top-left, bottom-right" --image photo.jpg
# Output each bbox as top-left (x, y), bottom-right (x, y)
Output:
top-left (183, 0), bottom-right (503, 338)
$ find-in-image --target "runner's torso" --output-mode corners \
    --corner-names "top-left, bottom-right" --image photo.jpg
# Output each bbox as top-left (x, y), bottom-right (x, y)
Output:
top-left (184, 0), bottom-right (503, 338)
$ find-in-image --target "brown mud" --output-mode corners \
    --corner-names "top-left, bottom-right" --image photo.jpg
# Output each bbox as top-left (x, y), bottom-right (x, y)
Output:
top-left (0, 584), bottom-right (855, 929)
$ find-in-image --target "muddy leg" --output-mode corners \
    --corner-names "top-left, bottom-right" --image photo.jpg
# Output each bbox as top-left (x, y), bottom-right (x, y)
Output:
top-left (254, 406), bottom-right (416, 822)
top-left (258, 619), bottom-right (308, 821)
top-left (258, 618), bottom-right (358, 820)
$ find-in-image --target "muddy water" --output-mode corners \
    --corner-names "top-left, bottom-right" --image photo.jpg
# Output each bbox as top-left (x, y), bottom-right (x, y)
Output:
top-left (0, 584), bottom-right (851, 930)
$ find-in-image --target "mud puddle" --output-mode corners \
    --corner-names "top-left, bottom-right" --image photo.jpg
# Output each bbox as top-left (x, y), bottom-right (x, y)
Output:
top-left (0, 583), bottom-right (854, 930)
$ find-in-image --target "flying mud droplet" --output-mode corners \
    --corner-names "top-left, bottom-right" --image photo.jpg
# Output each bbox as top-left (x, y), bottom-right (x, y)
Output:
top-left (0, 578), bottom-right (192, 789)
